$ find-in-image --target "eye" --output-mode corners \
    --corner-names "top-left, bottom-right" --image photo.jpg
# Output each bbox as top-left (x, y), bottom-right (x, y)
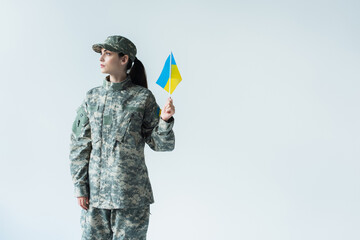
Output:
top-left (106, 52), bottom-right (111, 55)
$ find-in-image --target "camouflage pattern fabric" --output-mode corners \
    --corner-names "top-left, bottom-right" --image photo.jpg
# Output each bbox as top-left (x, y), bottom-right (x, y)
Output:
top-left (80, 205), bottom-right (150, 240)
top-left (69, 74), bottom-right (175, 209)
top-left (92, 35), bottom-right (137, 62)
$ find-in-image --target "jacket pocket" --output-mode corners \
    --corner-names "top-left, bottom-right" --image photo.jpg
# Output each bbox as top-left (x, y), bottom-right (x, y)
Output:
top-left (114, 117), bottom-right (132, 143)
top-left (72, 106), bottom-right (89, 138)
top-left (88, 104), bottom-right (99, 113)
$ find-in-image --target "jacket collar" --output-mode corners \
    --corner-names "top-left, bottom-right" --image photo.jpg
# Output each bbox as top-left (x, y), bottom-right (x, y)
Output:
top-left (102, 75), bottom-right (132, 91)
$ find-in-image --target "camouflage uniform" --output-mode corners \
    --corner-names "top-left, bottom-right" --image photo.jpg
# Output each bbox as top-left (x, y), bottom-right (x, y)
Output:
top-left (70, 74), bottom-right (175, 239)
top-left (80, 205), bottom-right (150, 240)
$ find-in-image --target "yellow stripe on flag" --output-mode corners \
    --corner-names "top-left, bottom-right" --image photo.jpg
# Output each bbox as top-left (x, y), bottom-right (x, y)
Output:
top-left (164, 65), bottom-right (182, 94)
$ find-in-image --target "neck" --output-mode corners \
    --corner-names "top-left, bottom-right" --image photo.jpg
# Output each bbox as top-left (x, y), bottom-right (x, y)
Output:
top-left (109, 72), bottom-right (127, 83)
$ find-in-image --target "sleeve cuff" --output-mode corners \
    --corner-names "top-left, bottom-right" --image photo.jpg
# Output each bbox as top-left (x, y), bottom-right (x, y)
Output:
top-left (74, 184), bottom-right (89, 197)
top-left (158, 116), bottom-right (174, 132)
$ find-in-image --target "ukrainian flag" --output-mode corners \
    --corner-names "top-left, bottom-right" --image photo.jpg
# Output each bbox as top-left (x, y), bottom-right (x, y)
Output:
top-left (156, 52), bottom-right (182, 94)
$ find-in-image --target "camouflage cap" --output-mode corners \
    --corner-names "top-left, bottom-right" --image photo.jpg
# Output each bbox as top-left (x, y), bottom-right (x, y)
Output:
top-left (92, 35), bottom-right (137, 62)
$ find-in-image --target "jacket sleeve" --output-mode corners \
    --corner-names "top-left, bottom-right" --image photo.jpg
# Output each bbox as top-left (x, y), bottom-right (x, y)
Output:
top-left (69, 99), bottom-right (92, 198)
top-left (141, 91), bottom-right (175, 151)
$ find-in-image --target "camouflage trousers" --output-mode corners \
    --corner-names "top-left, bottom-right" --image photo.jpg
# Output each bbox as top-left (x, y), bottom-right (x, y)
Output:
top-left (80, 205), bottom-right (150, 240)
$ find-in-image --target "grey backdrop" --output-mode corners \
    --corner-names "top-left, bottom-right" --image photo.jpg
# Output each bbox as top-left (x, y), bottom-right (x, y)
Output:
top-left (0, 0), bottom-right (359, 239)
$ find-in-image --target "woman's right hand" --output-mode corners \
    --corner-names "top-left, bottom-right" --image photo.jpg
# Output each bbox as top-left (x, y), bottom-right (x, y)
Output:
top-left (77, 196), bottom-right (89, 210)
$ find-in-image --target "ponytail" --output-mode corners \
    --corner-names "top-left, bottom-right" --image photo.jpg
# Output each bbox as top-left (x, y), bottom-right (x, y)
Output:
top-left (129, 57), bottom-right (148, 89)
top-left (119, 53), bottom-right (148, 88)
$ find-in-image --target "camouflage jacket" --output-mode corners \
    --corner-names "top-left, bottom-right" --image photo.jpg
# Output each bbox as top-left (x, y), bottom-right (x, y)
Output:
top-left (69, 75), bottom-right (175, 209)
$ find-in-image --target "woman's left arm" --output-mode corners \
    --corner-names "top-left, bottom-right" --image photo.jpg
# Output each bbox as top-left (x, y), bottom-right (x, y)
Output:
top-left (142, 92), bottom-right (175, 151)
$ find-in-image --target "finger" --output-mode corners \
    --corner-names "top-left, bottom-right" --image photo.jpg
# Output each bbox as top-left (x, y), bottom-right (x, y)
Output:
top-left (84, 198), bottom-right (89, 209)
top-left (78, 198), bottom-right (83, 207)
top-left (80, 198), bottom-right (87, 210)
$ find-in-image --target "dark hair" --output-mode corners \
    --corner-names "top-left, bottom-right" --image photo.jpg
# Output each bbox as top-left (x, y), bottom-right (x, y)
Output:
top-left (119, 53), bottom-right (148, 89)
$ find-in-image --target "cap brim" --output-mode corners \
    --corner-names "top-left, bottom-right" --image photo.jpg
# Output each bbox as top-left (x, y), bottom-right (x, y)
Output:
top-left (92, 43), bottom-right (119, 53)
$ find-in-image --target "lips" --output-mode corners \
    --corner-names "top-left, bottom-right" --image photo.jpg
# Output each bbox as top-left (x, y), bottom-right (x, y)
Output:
top-left (100, 64), bottom-right (105, 68)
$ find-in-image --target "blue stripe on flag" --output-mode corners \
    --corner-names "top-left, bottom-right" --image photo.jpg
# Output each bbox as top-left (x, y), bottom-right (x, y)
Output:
top-left (156, 55), bottom-right (170, 88)
top-left (170, 52), bottom-right (177, 65)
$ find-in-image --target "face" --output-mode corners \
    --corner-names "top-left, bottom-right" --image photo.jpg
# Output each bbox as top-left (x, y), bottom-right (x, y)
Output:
top-left (99, 48), bottom-right (129, 75)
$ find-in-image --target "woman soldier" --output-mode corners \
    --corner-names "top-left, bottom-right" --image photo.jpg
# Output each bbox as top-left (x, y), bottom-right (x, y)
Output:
top-left (69, 35), bottom-right (175, 240)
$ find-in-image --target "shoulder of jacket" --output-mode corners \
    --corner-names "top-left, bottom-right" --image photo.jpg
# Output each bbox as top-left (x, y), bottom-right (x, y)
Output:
top-left (129, 84), bottom-right (154, 97)
top-left (81, 86), bottom-right (103, 102)
top-left (86, 85), bottom-right (102, 95)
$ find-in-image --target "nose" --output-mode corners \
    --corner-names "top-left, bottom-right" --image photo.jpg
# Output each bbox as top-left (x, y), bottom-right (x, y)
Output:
top-left (99, 53), bottom-right (104, 62)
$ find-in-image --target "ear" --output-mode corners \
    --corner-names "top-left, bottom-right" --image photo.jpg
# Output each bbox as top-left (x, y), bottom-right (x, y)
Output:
top-left (121, 55), bottom-right (129, 65)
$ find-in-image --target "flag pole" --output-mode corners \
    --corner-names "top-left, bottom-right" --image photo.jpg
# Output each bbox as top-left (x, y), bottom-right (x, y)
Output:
top-left (169, 51), bottom-right (172, 97)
